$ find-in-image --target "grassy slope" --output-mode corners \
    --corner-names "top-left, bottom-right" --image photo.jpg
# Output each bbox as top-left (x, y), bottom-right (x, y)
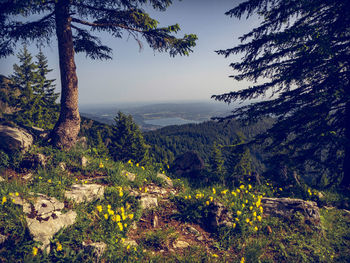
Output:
top-left (0, 143), bottom-right (349, 262)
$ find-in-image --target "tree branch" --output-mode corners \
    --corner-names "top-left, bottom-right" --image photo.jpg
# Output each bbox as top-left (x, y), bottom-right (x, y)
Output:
top-left (71, 17), bottom-right (145, 34)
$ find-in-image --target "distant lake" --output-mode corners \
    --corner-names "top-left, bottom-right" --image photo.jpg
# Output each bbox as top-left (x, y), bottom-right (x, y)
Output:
top-left (144, 117), bottom-right (201, 127)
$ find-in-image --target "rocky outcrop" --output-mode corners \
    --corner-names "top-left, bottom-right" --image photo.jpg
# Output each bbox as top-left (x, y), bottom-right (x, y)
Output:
top-left (205, 201), bottom-right (233, 231)
top-left (82, 241), bottom-right (107, 262)
top-left (121, 170), bottom-right (136, 181)
top-left (13, 194), bottom-right (77, 253)
top-left (172, 151), bottom-right (205, 177)
top-left (0, 124), bottom-right (33, 153)
top-left (157, 173), bottom-right (173, 187)
top-left (261, 197), bottom-right (320, 224)
top-left (64, 184), bottom-right (105, 204)
top-left (140, 194), bottom-right (158, 209)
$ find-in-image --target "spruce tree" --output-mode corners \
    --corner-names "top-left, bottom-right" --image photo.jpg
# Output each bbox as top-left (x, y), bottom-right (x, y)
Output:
top-left (0, 1), bottom-right (197, 149)
top-left (208, 142), bottom-right (226, 184)
top-left (35, 50), bottom-right (59, 129)
top-left (109, 112), bottom-right (148, 163)
top-left (9, 46), bottom-right (38, 127)
top-left (213, 0), bottom-right (350, 188)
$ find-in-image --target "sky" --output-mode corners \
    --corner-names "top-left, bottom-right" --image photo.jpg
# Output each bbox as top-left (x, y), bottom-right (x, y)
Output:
top-left (0, 0), bottom-right (261, 106)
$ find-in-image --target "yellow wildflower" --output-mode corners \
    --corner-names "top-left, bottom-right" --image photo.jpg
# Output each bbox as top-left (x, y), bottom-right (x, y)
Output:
top-left (206, 201), bottom-right (210, 206)
top-left (253, 211), bottom-right (257, 217)
top-left (245, 199), bottom-right (248, 204)
top-left (121, 238), bottom-right (125, 243)
top-left (96, 205), bottom-right (102, 213)
top-left (249, 206), bottom-right (253, 210)
top-left (240, 185), bottom-right (245, 189)
top-left (279, 188), bottom-right (283, 191)
top-left (254, 226), bottom-right (258, 231)
top-left (48, 179), bottom-right (52, 183)
top-left (124, 223), bottom-right (127, 227)
top-left (141, 166), bottom-right (145, 170)
top-left (242, 204), bottom-right (245, 208)
top-left (257, 215), bottom-right (262, 221)
top-left (1, 196), bottom-right (6, 204)
top-left (260, 206), bottom-right (263, 213)
top-left (246, 218), bottom-right (250, 223)
top-left (248, 184), bottom-right (252, 190)
top-left (209, 196), bottom-right (214, 202)
top-left (118, 222), bottom-right (123, 231)
top-left (241, 257), bottom-right (245, 263)
top-left (99, 162), bottom-right (104, 168)
top-left (128, 214), bottom-right (134, 220)
top-left (107, 204), bottom-right (111, 209)
top-left (236, 189), bottom-right (240, 193)
top-left (9, 193), bottom-right (13, 196)
top-left (32, 247), bottom-right (38, 256)
top-left (237, 211), bottom-right (242, 216)
top-left (235, 218), bottom-right (239, 221)
top-left (108, 209), bottom-right (114, 215)
top-left (212, 253), bottom-right (219, 258)
top-left (15, 192), bottom-right (19, 196)
top-left (188, 195), bottom-right (191, 199)
top-left (104, 214), bottom-right (108, 220)
top-left (136, 163), bottom-right (139, 167)
top-left (56, 242), bottom-right (62, 251)
top-left (115, 214), bottom-right (121, 221)
top-left (126, 244), bottom-right (131, 250)
top-left (212, 188), bottom-right (216, 194)
top-left (233, 223), bottom-right (236, 228)
top-left (144, 187), bottom-right (148, 193)
top-left (221, 189), bottom-right (228, 195)
top-left (231, 191), bottom-right (237, 196)
top-left (184, 196), bottom-right (188, 200)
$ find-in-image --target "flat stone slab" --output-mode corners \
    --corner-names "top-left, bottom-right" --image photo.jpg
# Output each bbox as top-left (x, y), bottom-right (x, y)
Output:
top-left (121, 170), bottom-right (136, 181)
top-left (173, 240), bottom-right (190, 249)
top-left (140, 194), bottom-right (158, 209)
top-left (262, 197), bottom-right (320, 224)
top-left (64, 184), bottom-right (105, 203)
top-left (13, 194), bottom-right (77, 253)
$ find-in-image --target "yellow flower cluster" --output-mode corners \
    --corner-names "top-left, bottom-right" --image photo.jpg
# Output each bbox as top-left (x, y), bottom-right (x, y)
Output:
top-left (96, 203), bottom-right (134, 232)
top-left (1, 192), bottom-right (20, 205)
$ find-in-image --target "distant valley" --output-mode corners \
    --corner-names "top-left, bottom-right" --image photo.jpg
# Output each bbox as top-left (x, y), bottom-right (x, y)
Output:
top-left (80, 101), bottom-right (233, 131)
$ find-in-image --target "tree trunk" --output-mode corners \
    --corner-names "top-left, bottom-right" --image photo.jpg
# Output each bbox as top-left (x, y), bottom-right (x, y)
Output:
top-left (50, 0), bottom-right (80, 149)
top-left (342, 100), bottom-right (350, 188)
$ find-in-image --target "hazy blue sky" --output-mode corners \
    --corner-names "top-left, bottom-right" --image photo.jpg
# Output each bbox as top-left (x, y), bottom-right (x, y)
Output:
top-left (0, 0), bottom-right (260, 105)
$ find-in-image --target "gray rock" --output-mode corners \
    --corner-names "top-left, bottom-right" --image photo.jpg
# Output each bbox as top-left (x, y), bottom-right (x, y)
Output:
top-left (22, 173), bottom-right (33, 181)
top-left (59, 162), bottom-right (66, 171)
top-left (0, 234), bottom-right (7, 244)
top-left (0, 176), bottom-right (5, 182)
top-left (35, 153), bottom-right (47, 167)
top-left (157, 173), bottom-right (173, 187)
top-left (27, 210), bottom-right (76, 253)
top-left (81, 156), bottom-right (88, 168)
top-left (186, 226), bottom-right (200, 236)
top-left (0, 125), bottom-right (33, 153)
top-left (153, 215), bottom-right (159, 228)
top-left (140, 194), bottom-right (158, 209)
top-left (82, 241), bottom-right (107, 262)
top-left (64, 184), bottom-right (105, 204)
top-left (121, 170), bottom-right (136, 181)
top-left (262, 197), bottom-right (320, 224)
top-left (173, 240), bottom-right (190, 249)
top-left (13, 194), bottom-right (77, 253)
top-left (205, 201), bottom-right (232, 231)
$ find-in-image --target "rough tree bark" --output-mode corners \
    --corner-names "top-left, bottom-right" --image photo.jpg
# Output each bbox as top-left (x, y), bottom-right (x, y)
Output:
top-left (50, 0), bottom-right (80, 149)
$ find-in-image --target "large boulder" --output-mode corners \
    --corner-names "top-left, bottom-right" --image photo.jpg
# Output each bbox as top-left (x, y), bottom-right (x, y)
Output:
top-left (0, 124), bottom-right (33, 153)
top-left (13, 194), bottom-right (77, 253)
top-left (171, 151), bottom-right (205, 178)
top-left (261, 197), bottom-right (321, 225)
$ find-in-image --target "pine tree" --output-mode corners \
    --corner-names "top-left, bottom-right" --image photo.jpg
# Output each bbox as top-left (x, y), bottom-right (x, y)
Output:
top-left (213, 0), bottom-right (350, 188)
top-left (208, 142), bottom-right (226, 184)
top-left (109, 112), bottom-right (148, 163)
top-left (9, 46), bottom-right (38, 127)
top-left (34, 50), bottom-right (59, 129)
top-left (0, 1), bottom-right (197, 149)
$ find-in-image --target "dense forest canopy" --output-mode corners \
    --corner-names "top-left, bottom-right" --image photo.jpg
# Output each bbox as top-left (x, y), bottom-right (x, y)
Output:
top-left (213, 0), bottom-right (350, 188)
